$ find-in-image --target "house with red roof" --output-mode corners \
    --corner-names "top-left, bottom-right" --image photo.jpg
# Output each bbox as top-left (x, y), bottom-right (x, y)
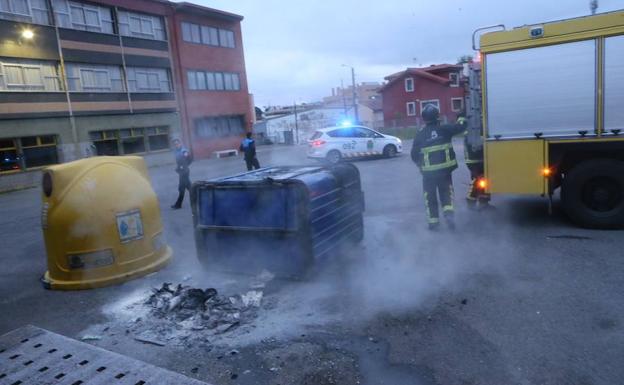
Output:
top-left (379, 64), bottom-right (466, 127)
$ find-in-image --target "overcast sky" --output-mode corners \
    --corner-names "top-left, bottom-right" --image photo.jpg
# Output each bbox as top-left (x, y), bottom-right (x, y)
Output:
top-left (192, 0), bottom-right (622, 107)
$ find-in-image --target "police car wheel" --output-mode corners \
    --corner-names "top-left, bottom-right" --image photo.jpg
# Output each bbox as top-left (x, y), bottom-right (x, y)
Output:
top-left (561, 159), bottom-right (624, 229)
top-left (383, 145), bottom-right (397, 158)
top-left (326, 150), bottom-right (341, 164)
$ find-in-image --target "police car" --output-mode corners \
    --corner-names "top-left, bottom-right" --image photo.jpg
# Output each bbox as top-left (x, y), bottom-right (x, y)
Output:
top-left (307, 124), bottom-right (402, 163)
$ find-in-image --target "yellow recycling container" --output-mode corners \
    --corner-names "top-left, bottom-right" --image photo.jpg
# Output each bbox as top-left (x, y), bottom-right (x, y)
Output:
top-left (40, 156), bottom-right (172, 290)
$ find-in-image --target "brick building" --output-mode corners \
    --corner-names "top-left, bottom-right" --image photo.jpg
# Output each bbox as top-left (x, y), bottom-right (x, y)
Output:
top-left (170, 2), bottom-right (252, 159)
top-left (0, 0), bottom-right (251, 190)
top-left (379, 64), bottom-right (465, 127)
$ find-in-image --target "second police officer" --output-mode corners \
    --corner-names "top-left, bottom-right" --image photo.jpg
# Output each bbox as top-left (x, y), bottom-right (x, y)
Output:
top-left (411, 104), bottom-right (467, 230)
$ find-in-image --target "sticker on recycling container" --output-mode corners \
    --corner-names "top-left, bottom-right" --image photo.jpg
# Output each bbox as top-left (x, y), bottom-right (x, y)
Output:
top-left (116, 209), bottom-right (144, 243)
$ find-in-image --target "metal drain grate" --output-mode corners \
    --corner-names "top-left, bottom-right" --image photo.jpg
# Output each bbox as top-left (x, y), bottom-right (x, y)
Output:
top-left (0, 325), bottom-right (210, 385)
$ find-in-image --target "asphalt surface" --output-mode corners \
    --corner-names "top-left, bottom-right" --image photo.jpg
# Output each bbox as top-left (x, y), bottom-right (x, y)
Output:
top-left (0, 142), bottom-right (622, 385)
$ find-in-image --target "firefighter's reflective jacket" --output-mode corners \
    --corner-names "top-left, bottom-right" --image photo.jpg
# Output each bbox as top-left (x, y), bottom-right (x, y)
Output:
top-left (411, 118), bottom-right (466, 175)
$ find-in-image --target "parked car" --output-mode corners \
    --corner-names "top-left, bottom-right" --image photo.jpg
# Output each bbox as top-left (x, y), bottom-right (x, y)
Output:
top-left (307, 125), bottom-right (402, 164)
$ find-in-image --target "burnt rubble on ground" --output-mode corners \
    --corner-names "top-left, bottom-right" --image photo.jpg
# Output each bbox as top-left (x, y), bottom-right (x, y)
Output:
top-left (146, 283), bottom-right (264, 334)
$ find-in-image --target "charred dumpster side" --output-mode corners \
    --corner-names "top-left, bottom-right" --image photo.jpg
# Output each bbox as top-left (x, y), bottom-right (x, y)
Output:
top-left (191, 164), bottom-right (364, 277)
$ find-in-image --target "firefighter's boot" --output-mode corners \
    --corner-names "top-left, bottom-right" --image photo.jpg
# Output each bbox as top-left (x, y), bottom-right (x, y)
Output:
top-left (428, 222), bottom-right (440, 231)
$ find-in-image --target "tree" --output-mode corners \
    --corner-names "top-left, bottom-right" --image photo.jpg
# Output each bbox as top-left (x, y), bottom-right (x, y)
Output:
top-left (457, 55), bottom-right (474, 64)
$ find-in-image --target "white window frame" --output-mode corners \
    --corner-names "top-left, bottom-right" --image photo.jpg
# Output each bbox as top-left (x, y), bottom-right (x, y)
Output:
top-left (2, 63), bottom-right (45, 90)
top-left (129, 15), bottom-right (154, 38)
top-left (181, 21), bottom-right (235, 48)
top-left (451, 97), bottom-right (464, 112)
top-left (420, 99), bottom-right (440, 113)
top-left (187, 70), bottom-right (197, 90)
top-left (69, 3), bottom-right (101, 29)
top-left (449, 72), bottom-right (459, 87)
top-left (128, 67), bottom-right (170, 93)
top-left (406, 102), bottom-right (416, 116)
top-left (0, 0), bottom-right (31, 17)
top-left (53, 1), bottom-right (113, 34)
top-left (135, 70), bottom-right (159, 91)
top-left (0, 60), bottom-right (62, 92)
top-left (79, 68), bottom-right (112, 91)
top-left (188, 70), bottom-right (240, 91)
top-left (118, 10), bottom-right (165, 41)
top-left (405, 77), bottom-right (414, 92)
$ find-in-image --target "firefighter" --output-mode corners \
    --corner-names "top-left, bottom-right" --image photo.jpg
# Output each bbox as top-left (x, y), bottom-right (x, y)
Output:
top-left (462, 113), bottom-right (491, 209)
top-left (239, 132), bottom-right (261, 171)
top-left (411, 105), bottom-right (466, 230)
top-left (171, 138), bottom-right (192, 210)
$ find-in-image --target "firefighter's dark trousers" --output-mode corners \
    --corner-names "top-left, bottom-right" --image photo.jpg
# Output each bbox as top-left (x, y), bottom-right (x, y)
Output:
top-left (466, 162), bottom-right (490, 204)
top-left (245, 157), bottom-right (260, 171)
top-left (422, 172), bottom-right (454, 224)
top-left (174, 170), bottom-right (191, 208)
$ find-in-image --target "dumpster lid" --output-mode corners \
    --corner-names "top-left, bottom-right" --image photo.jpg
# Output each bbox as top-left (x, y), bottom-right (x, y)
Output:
top-left (215, 166), bottom-right (324, 183)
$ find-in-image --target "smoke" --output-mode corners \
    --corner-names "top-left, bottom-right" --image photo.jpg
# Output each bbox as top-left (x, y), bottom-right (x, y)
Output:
top-left (338, 213), bottom-right (512, 317)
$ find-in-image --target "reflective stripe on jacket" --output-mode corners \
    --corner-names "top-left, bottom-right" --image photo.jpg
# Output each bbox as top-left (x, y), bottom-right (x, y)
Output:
top-left (421, 143), bottom-right (458, 172)
top-left (411, 120), bottom-right (466, 175)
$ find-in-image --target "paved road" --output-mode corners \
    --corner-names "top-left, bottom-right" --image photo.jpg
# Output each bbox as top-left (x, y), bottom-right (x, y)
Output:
top-left (0, 143), bottom-right (622, 385)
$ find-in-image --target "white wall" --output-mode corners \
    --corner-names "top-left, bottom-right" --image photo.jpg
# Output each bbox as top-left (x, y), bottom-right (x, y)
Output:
top-left (264, 107), bottom-right (351, 144)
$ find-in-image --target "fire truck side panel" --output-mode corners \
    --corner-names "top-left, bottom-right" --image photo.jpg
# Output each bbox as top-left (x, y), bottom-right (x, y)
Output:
top-left (485, 140), bottom-right (546, 195)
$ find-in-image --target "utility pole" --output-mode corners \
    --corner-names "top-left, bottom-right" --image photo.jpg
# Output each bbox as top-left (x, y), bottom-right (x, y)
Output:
top-left (342, 64), bottom-right (359, 124)
top-left (590, 0), bottom-right (598, 14)
top-left (340, 79), bottom-right (348, 117)
top-left (293, 101), bottom-right (298, 145)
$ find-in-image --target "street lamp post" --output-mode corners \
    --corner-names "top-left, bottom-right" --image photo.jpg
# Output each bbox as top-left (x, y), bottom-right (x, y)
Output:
top-left (342, 65), bottom-right (359, 124)
top-left (293, 101), bottom-right (299, 145)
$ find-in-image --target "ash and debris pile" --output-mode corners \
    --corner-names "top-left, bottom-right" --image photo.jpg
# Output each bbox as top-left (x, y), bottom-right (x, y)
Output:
top-left (146, 283), bottom-right (263, 334)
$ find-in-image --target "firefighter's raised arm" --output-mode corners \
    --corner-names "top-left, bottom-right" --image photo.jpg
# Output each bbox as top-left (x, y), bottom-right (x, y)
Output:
top-left (443, 116), bottom-right (468, 137)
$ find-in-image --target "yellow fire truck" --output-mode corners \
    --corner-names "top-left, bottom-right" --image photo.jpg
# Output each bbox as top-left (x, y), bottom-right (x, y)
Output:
top-left (469, 10), bottom-right (624, 228)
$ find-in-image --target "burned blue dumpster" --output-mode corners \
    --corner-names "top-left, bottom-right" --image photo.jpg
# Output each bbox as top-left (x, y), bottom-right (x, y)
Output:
top-left (191, 164), bottom-right (364, 277)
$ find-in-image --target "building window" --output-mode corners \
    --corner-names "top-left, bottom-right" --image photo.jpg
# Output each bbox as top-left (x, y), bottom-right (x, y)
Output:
top-left (195, 115), bottom-right (244, 138)
top-left (420, 100), bottom-right (440, 114)
top-left (449, 72), bottom-right (459, 87)
top-left (0, 0), bottom-right (51, 25)
top-left (126, 67), bottom-right (171, 93)
top-left (0, 135), bottom-right (58, 172)
top-left (181, 21), bottom-right (235, 48)
top-left (146, 126), bottom-right (169, 151)
top-left (89, 126), bottom-right (169, 156)
top-left (0, 59), bottom-right (62, 92)
top-left (0, 138), bottom-right (20, 172)
top-left (118, 10), bottom-right (165, 41)
top-left (89, 130), bottom-right (118, 155)
top-left (405, 77), bottom-right (414, 92)
top-left (52, 0), bottom-right (114, 34)
top-left (406, 102), bottom-right (416, 116)
top-left (65, 63), bottom-right (124, 92)
top-left (187, 70), bottom-right (240, 91)
top-left (451, 97), bottom-right (464, 112)
top-left (20, 135), bottom-right (58, 168)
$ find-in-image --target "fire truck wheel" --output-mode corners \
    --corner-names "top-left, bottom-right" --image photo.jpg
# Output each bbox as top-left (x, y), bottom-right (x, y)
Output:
top-left (561, 159), bottom-right (624, 229)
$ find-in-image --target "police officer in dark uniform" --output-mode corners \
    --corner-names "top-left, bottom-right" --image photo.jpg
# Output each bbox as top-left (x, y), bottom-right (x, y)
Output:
top-left (171, 138), bottom-right (192, 209)
top-left (411, 105), bottom-right (467, 230)
top-left (239, 132), bottom-right (261, 171)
